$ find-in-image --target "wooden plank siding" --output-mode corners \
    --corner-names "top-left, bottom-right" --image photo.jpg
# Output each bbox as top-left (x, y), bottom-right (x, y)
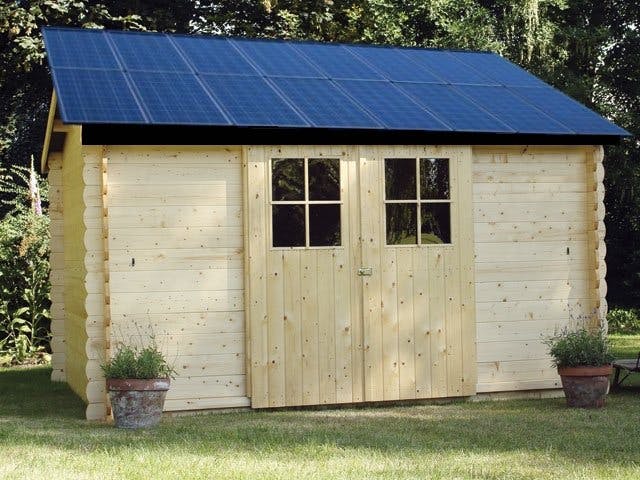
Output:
top-left (472, 146), bottom-right (599, 393)
top-left (104, 146), bottom-right (248, 412)
top-left (48, 152), bottom-right (66, 382)
top-left (60, 126), bottom-right (89, 403)
top-left (48, 140), bottom-right (605, 416)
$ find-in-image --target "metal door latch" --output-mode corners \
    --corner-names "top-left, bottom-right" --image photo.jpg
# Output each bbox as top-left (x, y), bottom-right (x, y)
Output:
top-left (357, 267), bottom-right (373, 276)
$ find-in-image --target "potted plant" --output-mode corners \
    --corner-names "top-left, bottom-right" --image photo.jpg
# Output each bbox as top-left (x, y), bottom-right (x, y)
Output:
top-left (101, 341), bottom-right (175, 428)
top-left (545, 327), bottom-right (614, 408)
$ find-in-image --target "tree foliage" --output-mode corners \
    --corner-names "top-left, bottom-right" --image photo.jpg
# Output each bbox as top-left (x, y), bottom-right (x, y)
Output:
top-left (0, 164), bottom-right (50, 365)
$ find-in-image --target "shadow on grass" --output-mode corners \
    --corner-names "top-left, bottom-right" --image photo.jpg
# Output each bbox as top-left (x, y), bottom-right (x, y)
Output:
top-left (1, 366), bottom-right (639, 469)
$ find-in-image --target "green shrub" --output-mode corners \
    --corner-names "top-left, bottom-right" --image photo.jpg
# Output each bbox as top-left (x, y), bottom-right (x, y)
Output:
top-left (101, 342), bottom-right (175, 379)
top-left (545, 328), bottom-right (614, 368)
top-left (607, 308), bottom-right (640, 335)
top-left (0, 163), bottom-right (50, 365)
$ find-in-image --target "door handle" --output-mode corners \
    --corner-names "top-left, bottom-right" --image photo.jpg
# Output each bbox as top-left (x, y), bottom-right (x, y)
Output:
top-left (357, 267), bottom-right (373, 276)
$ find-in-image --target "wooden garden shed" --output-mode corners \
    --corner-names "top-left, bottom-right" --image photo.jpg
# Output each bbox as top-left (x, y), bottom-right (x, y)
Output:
top-left (40, 27), bottom-right (629, 420)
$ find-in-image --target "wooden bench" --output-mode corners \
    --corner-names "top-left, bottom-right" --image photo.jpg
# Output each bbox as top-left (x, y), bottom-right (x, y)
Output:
top-left (612, 352), bottom-right (640, 388)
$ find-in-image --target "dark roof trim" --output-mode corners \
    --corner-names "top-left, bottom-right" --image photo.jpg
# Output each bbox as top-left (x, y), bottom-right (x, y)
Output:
top-left (82, 124), bottom-right (623, 146)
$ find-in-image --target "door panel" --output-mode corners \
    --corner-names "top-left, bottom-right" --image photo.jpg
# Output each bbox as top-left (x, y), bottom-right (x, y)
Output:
top-left (358, 146), bottom-right (476, 401)
top-left (246, 145), bottom-right (476, 408)
top-left (246, 146), bottom-right (363, 408)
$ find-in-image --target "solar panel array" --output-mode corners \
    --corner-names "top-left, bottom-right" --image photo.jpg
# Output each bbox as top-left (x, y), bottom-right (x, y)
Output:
top-left (42, 27), bottom-right (629, 136)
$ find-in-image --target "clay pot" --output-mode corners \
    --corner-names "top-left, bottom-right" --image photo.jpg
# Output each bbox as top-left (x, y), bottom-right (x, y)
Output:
top-left (107, 378), bottom-right (170, 428)
top-left (557, 365), bottom-right (612, 408)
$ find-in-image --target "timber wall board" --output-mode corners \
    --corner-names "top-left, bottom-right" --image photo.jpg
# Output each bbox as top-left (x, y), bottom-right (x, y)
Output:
top-left (104, 146), bottom-right (249, 411)
top-left (472, 146), bottom-right (601, 393)
top-left (60, 126), bottom-right (89, 401)
top-left (48, 152), bottom-right (65, 382)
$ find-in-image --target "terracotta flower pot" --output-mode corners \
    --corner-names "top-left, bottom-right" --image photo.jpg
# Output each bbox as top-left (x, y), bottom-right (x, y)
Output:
top-left (107, 378), bottom-right (170, 428)
top-left (557, 365), bottom-right (612, 408)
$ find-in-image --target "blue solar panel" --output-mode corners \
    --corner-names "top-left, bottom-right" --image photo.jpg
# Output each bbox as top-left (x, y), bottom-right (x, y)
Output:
top-left (401, 49), bottom-right (497, 85)
top-left (201, 74), bottom-right (308, 127)
top-left (452, 52), bottom-right (546, 87)
top-left (455, 85), bottom-right (572, 133)
top-left (52, 68), bottom-right (145, 123)
top-left (510, 86), bottom-right (628, 135)
top-left (346, 45), bottom-right (443, 83)
top-left (292, 43), bottom-right (384, 80)
top-left (272, 78), bottom-right (382, 128)
top-left (109, 32), bottom-right (191, 73)
top-left (173, 36), bottom-right (257, 75)
top-left (43, 28), bottom-right (120, 70)
top-left (43, 27), bottom-right (628, 136)
top-left (336, 80), bottom-right (450, 131)
top-left (398, 83), bottom-right (513, 132)
top-left (231, 39), bottom-right (324, 78)
top-left (128, 72), bottom-right (229, 125)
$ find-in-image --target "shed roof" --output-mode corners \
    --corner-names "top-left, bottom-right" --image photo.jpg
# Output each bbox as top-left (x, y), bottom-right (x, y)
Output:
top-left (42, 27), bottom-right (628, 137)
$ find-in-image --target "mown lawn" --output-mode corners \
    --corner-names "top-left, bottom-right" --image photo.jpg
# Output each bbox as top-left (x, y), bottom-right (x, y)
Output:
top-left (610, 334), bottom-right (640, 358)
top-left (1, 365), bottom-right (640, 480)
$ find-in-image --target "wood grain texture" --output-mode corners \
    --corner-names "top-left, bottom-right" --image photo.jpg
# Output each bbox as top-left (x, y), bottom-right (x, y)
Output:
top-left (48, 153), bottom-right (66, 383)
top-left (472, 146), bottom-right (595, 393)
top-left (105, 146), bottom-right (249, 412)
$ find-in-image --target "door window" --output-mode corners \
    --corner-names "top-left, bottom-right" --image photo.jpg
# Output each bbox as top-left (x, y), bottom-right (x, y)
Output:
top-left (271, 157), bottom-right (341, 248)
top-left (384, 158), bottom-right (451, 245)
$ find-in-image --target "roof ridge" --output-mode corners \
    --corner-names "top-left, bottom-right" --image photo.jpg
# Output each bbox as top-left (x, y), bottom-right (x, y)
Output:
top-left (41, 26), bottom-right (499, 55)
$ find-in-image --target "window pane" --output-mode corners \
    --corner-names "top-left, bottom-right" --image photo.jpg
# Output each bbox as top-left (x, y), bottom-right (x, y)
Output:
top-left (420, 203), bottom-right (451, 244)
top-left (386, 203), bottom-right (417, 245)
top-left (309, 204), bottom-right (341, 246)
top-left (308, 158), bottom-right (340, 200)
top-left (272, 158), bottom-right (304, 201)
top-left (420, 158), bottom-right (449, 199)
top-left (385, 158), bottom-right (416, 200)
top-left (273, 204), bottom-right (305, 247)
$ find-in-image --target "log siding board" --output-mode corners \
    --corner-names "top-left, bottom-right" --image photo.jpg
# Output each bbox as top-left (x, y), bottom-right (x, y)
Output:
top-left (48, 152), bottom-right (66, 382)
top-left (105, 146), bottom-right (248, 412)
top-left (472, 146), bottom-right (595, 393)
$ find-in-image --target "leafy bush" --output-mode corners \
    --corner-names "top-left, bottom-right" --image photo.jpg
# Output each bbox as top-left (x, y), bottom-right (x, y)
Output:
top-left (0, 163), bottom-right (50, 365)
top-left (101, 342), bottom-right (175, 379)
top-left (607, 308), bottom-right (640, 335)
top-left (545, 328), bottom-right (614, 368)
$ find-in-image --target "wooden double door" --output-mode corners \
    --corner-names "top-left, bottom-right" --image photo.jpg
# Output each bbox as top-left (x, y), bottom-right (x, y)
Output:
top-left (245, 146), bottom-right (476, 408)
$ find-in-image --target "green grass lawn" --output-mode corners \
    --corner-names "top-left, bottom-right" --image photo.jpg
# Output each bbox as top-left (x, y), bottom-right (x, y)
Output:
top-left (610, 334), bottom-right (640, 358)
top-left (1, 366), bottom-right (640, 479)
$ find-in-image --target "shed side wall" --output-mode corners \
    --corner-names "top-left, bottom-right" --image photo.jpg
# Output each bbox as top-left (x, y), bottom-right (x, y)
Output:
top-left (472, 146), bottom-right (596, 393)
top-left (49, 152), bottom-right (65, 381)
top-left (61, 126), bottom-right (88, 400)
top-left (105, 146), bottom-right (249, 411)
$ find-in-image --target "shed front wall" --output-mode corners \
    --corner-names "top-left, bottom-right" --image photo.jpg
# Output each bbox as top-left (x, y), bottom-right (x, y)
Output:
top-left (48, 141), bottom-right (606, 417)
top-left (472, 145), bottom-right (606, 393)
top-left (104, 146), bottom-right (249, 411)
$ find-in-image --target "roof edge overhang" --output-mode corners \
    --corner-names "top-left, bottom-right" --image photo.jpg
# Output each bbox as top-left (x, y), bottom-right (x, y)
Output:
top-left (40, 91), bottom-right (80, 173)
top-left (40, 91), bottom-right (57, 172)
top-left (82, 124), bottom-right (626, 147)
